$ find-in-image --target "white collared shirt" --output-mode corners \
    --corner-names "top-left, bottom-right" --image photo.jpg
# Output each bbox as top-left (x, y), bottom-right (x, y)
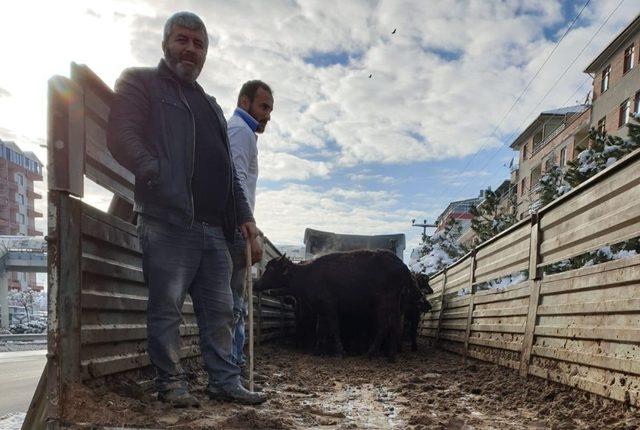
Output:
top-left (227, 109), bottom-right (258, 213)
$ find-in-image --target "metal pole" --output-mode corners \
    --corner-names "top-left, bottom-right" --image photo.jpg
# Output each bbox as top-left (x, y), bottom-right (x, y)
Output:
top-left (411, 219), bottom-right (437, 239)
top-left (0, 270), bottom-right (8, 329)
top-left (244, 242), bottom-right (254, 392)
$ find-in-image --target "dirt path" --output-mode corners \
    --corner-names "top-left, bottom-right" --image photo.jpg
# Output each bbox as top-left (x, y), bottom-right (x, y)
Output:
top-left (66, 341), bottom-right (640, 429)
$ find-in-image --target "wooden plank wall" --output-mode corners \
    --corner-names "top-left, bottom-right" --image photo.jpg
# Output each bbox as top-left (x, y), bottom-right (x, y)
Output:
top-left (419, 149), bottom-right (640, 407)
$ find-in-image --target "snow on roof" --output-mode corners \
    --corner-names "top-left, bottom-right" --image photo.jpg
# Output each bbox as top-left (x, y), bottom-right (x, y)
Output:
top-left (510, 104), bottom-right (590, 149)
top-left (541, 104), bottom-right (589, 116)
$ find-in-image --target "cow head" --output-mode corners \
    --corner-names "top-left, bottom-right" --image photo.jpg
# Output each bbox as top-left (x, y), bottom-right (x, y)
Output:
top-left (254, 254), bottom-right (294, 292)
top-left (413, 272), bottom-right (433, 295)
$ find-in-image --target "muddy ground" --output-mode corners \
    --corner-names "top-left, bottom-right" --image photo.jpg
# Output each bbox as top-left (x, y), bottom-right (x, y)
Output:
top-left (65, 340), bottom-right (639, 429)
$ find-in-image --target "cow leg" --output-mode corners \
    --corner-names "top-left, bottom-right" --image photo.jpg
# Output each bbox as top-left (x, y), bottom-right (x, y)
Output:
top-left (410, 316), bottom-right (418, 352)
top-left (313, 313), bottom-right (328, 355)
top-left (386, 307), bottom-right (401, 363)
top-left (323, 307), bottom-right (344, 357)
top-left (397, 312), bottom-right (405, 353)
top-left (367, 302), bottom-right (389, 359)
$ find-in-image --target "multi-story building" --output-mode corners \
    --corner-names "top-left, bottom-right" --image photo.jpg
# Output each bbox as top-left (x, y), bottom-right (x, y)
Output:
top-left (585, 14), bottom-right (640, 139)
top-left (454, 181), bottom-right (514, 247)
top-left (510, 105), bottom-right (591, 219)
top-left (0, 139), bottom-right (43, 236)
top-left (0, 139), bottom-right (44, 291)
top-left (435, 196), bottom-right (481, 234)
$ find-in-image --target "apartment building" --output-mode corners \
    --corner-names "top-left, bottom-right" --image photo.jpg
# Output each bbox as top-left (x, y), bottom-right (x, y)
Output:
top-left (585, 14), bottom-right (640, 139)
top-left (0, 139), bottom-right (44, 291)
top-left (435, 197), bottom-right (481, 234)
top-left (510, 105), bottom-right (590, 219)
top-left (454, 181), bottom-right (514, 247)
top-left (0, 139), bottom-right (43, 236)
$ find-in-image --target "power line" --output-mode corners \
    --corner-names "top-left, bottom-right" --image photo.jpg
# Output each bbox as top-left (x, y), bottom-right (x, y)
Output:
top-left (449, 0), bottom-right (593, 184)
top-left (472, 0), bottom-right (625, 175)
top-left (439, 0), bottom-right (625, 203)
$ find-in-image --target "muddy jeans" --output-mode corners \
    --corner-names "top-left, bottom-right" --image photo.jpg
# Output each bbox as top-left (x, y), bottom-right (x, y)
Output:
top-left (137, 215), bottom-right (240, 392)
top-left (228, 229), bottom-right (247, 366)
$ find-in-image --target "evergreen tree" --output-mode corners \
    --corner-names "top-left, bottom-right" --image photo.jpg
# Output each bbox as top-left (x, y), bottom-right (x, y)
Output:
top-left (410, 218), bottom-right (468, 276)
top-left (538, 119), bottom-right (640, 205)
top-left (470, 187), bottom-right (517, 244)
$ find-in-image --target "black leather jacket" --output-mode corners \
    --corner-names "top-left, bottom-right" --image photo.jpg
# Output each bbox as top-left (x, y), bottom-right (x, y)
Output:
top-left (107, 60), bottom-right (254, 241)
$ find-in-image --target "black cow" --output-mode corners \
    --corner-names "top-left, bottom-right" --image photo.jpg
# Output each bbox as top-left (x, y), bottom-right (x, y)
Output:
top-left (402, 277), bottom-right (432, 352)
top-left (255, 249), bottom-right (412, 361)
top-left (413, 272), bottom-right (433, 294)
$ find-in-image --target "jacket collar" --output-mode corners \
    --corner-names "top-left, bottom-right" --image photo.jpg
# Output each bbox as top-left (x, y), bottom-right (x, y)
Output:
top-left (233, 107), bottom-right (259, 133)
top-left (157, 59), bottom-right (211, 97)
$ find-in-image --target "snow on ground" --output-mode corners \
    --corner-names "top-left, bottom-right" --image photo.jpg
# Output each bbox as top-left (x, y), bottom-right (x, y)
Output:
top-left (0, 412), bottom-right (25, 430)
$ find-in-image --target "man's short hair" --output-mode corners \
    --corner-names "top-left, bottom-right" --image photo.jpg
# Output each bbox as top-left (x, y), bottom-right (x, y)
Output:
top-left (237, 80), bottom-right (273, 105)
top-left (163, 12), bottom-right (208, 48)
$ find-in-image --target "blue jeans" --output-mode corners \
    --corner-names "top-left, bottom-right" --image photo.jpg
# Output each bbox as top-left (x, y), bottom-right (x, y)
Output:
top-left (228, 230), bottom-right (247, 366)
top-left (137, 215), bottom-right (240, 392)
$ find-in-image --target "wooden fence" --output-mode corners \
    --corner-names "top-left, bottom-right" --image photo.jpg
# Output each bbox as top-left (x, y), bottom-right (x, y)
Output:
top-left (420, 147), bottom-right (640, 407)
top-left (23, 64), bottom-right (294, 429)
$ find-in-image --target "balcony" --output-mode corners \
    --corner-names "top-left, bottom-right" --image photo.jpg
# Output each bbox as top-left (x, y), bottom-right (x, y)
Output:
top-left (28, 208), bottom-right (43, 218)
top-left (532, 123), bottom-right (566, 155)
top-left (27, 189), bottom-right (42, 200)
top-left (27, 228), bottom-right (43, 236)
top-left (26, 170), bottom-right (43, 182)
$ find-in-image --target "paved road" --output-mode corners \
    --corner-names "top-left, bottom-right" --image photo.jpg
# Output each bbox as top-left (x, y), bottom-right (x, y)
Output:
top-left (0, 350), bottom-right (46, 416)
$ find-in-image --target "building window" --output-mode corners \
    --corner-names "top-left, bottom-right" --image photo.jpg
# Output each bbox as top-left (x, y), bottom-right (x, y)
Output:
top-left (635, 90), bottom-right (640, 115)
top-left (619, 99), bottom-right (631, 127)
top-left (520, 178), bottom-right (526, 196)
top-left (532, 130), bottom-right (543, 147)
top-left (15, 194), bottom-right (24, 205)
top-left (560, 147), bottom-right (567, 167)
top-left (597, 116), bottom-right (606, 134)
top-left (624, 44), bottom-right (635, 74)
top-left (15, 173), bottom-right (23, 186)
top-left (601, 65), bottom-right (610, 93)
top-left (544, 157), bottom-right (553, 172)
top-left (522, 144), bottom-right (528, 160)
top-left (17, 213), bottom-right (25, 225)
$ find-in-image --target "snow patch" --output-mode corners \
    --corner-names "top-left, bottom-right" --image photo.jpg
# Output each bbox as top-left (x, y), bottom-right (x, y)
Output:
top-left (0, 412), bottom-right (25, 430)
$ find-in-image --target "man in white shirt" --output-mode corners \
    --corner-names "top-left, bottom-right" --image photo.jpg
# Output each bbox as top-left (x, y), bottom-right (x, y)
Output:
top-left (227, 80), bottom-right (274, 369)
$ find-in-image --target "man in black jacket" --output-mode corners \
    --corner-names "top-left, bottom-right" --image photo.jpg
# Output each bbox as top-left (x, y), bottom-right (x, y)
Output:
top-left (107, 11), bottom-right (265, 407)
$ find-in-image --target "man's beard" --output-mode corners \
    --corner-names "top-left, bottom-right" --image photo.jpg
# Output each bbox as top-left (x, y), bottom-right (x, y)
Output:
top-left (249, 105), bottom-right (267, 133)
top-left (165, 51), bottom-right (202, 83)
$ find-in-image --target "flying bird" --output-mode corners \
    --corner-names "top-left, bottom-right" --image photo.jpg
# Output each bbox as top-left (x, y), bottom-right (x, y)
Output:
top-left (392, 28), bottom-right (396, 34)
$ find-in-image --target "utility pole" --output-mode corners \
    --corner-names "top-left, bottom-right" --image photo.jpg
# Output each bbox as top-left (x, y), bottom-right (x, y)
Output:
top-left (412, 219), bottom-right (437, 241)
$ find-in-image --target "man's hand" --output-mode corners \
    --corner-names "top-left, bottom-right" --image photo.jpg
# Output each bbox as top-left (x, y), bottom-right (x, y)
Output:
top-left (240, 221), bottom-right (259, 241)
top-left (250, 236), bottom-right (263, 265)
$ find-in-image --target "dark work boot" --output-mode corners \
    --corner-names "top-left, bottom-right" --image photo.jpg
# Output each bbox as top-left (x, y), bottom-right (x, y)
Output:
top-left (207, 383), bottom-right (267, 405)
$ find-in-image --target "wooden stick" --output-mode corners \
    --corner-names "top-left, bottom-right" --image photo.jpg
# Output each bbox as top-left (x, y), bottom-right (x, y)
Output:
top-left (245, 241), bottom-right (254, 392)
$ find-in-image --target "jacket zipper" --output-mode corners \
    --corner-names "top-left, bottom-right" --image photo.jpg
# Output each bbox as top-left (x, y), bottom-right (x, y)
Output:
top-left (177, 84), bottom-right (196, 228)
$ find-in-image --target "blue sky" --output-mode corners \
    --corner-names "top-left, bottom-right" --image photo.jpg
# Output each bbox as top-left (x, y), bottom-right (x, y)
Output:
top-left (0, 0), bottom-right (637, 256)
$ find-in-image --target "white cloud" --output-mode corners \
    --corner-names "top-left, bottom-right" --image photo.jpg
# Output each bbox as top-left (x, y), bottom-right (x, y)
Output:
top-left (259, 151), bottom-right (331, 181)
top-left (1, 0), bottom-right (638, 249)
top-left (437, 169), bottom-right (493, 187)
top-left (254, 184), bottom-right (423, 245)
top-left (347, 173), bottom-right (397, 184)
